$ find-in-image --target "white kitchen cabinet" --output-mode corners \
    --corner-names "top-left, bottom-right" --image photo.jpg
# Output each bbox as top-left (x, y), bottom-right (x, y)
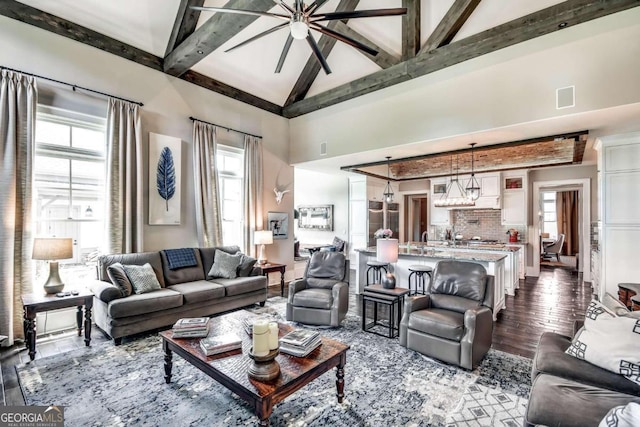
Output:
top-left (501, 171), bottom-right (528, 225)
top-left (430, 178), bottom-right (450, 225)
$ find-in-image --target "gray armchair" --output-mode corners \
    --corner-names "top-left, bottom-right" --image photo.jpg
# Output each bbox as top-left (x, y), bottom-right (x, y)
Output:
top-left (286, 251), bottom-right (349, 327)
top-left (399, 260), bottom-right (494, 370)
top-left (542, 233), bottom-right (565, 261)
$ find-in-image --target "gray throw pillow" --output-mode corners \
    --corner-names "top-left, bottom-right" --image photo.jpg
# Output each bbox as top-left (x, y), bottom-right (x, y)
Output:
top-left (208, 250), bottom-right (243, 279)
top-left (237, 255), bottom-right (257, 277)
top-left (107, 262), bottom-right (133, 297)
top-left (123, 263), bottom-right (162, 294)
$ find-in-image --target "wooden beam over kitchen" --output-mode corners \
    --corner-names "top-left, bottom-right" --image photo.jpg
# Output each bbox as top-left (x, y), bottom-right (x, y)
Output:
top-left (284, 0), bottom-right (360, 107)
top-left (402, 0), bottom-right (421, 60)
top-left (0, 0), bottom-right (163, 71)
top-left (164, 0), bottom-right (274, 77)
top-left (283, 0), bottom-right (640, 118)
top-left (419, 0), bottom-right (481, 55)
top-left (165, 0), bottom-right (206, 56)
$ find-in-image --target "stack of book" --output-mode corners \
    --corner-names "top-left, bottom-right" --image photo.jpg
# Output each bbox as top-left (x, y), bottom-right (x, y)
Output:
top-left (279, 328), bottom-right (322, 357)
top-left (172, 317), bottom-right (210, 339)
top-left (200, 333), bottom-right (242, 356)
top-left (242, 316), bottom-right (270, 336)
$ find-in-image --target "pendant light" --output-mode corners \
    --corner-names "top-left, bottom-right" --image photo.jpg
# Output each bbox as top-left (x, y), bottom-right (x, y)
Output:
top-left (434, 155), bottom-right (475, 207)
top-left (383, 156), bottom-right (394, 203)
top-left (466, 143), bottom-right (481, 201)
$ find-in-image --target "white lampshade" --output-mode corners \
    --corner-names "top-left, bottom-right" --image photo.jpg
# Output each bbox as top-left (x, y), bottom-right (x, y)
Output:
top-left (32, 238), bottom-right (73, 260)
top-left (376, 238), bottom-right (399, 263)
top-left (254, 230), bottom-right (273, 245)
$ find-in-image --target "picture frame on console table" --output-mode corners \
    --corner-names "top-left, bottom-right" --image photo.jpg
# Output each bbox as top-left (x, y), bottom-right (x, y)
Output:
top-left (267, 212), bottom-right (288, 240)
top-left (149, 133), bottom-right (181, 225)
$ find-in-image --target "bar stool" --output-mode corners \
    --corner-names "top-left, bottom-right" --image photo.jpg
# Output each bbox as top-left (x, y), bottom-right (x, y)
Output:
top-left (366, 261), bottom-right (388, 285)
top-left (407, 265), bottom-right (433, 295)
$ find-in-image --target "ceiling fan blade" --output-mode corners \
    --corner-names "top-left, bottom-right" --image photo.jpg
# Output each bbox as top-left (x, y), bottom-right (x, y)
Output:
top-left (191, 6), bottom-right (289, 20)
top-left (306, 34), bottom-right (332, 75)
top-left (225, 23), bottom-right (289, 53)
top-left (274, 0), bottom-right (294, 15)
top-left (311, 8), bottom-right (407, 22)
top-left (275, 34), bottom-right (294, 73)
top-left (310, 23), bottom-right (378, 56)
top-left (305, 0), bottom-right (330, 15)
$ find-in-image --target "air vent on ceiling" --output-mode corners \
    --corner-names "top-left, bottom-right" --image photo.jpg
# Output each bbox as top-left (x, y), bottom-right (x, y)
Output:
top-left (320, 141), bottom-right (327, 156)
top-left (556, 86), bottom-right (575, 109)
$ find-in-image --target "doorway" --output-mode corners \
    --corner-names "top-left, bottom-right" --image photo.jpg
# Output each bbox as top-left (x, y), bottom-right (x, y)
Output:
top-left (532, 179), bottom-right (591, 281)
top-left (404, 194), bottom-right (428, 242)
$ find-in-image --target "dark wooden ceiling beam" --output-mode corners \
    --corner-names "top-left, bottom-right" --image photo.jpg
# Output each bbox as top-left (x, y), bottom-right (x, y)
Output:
top-left (419, 0), bottom-right (481, 55)
top-left (0, 0), bottom-right (163, 71)
top-left (283, 0), bottom-right (640, 118)
top-left (165, 0), bottom-right (205, 56)
top-left (0, 0), bottom-right (283, 116)
top-left (333, 22), bottom-right (400, 69)
top-left (402, 0), bottom-right (421, 60)
top-left (164, 0), bottom-right (274, 77)
top-left (283, 0), bottom-right (360, 107)
top-left (181, 71), bottom-right (282, 115)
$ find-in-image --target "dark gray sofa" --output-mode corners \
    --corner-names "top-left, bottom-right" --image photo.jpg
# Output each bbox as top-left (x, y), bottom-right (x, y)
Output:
top-left (524, 327), bottom-right (640, 426)
top-left (88, 246), bottom-right (267, 344)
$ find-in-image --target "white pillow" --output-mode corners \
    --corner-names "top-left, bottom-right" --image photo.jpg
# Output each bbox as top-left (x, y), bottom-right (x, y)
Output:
top-left (566, 300), bottom-right (640, 386)
top-left (599, 402), bottom-right (640, 427)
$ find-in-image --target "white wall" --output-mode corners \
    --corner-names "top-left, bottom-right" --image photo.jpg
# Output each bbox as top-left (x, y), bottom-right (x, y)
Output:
top-left (293, 169), bottom-right (349, 246)
top-left (289, 8), bottom-right (640, 164)
top-left (0, 17), bottom-right (293, 273)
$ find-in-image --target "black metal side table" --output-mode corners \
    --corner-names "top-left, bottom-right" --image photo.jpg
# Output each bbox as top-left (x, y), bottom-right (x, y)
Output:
top-left (361, 285), bottom-right (410, 338)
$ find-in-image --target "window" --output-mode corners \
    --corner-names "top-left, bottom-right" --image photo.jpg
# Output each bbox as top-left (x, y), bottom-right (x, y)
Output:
top-left (217, 147), bottom-right (244, 251)
top-left (541, 192), bottom-right (557, 238)
top-left (33, 107), bottom-right (107, 291)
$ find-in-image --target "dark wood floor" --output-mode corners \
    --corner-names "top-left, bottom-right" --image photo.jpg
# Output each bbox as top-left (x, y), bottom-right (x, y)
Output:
top-left (1, 265), bottom-right (591, 405)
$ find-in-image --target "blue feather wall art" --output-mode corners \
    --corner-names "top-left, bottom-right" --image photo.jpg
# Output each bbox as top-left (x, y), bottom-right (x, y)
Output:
top-left (156, 146), bottom-right (176, 212)
top-left (149, 133), bottom-right (181, 225)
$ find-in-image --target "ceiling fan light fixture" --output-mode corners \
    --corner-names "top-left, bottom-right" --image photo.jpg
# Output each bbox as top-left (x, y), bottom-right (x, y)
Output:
top-left (290, 16), bottom-right (308, 40)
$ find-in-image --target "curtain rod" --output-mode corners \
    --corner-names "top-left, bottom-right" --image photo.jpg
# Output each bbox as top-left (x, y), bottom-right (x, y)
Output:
top-left (0, 65), bottom-right (144, 107)
top-left (189, 116), bottom-right (261, 139)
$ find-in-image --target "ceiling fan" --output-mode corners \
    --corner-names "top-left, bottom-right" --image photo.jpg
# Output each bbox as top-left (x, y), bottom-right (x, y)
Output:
top-left (192, 1), bottom-right (406, 74)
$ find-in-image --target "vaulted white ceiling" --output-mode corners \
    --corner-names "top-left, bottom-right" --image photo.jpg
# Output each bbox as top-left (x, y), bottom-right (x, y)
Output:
top-left (16, 0), bottom-right (567, 106)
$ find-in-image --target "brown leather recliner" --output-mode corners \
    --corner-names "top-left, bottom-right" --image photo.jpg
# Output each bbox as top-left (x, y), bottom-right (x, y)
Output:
top-left (399, 260), bottom-right (494, 370)
top-left (286, 251), bottom-right (349, 327)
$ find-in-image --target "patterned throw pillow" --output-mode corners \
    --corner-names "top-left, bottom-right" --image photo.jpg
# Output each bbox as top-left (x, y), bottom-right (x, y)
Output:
top-left (107, 262), bottom-right (133, 297)
top-left (208, 250), bottom-right (243, 279)
top-left (566, 300), bottom-right (640, 386)
top-left (123, 263), bottom-right (162, 294)
top-left (599, 402), bottom-right (640, 427)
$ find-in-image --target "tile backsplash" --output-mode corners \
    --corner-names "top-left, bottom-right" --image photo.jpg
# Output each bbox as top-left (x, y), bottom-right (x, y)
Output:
top-left (433, 209), bottom-right (527, 243)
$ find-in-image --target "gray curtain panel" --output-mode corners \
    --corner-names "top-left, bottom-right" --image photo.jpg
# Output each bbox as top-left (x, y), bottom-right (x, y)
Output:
top-left (105, 98), bottom-right (143, 254)
top-left (192, 121), bottom-right (223, 247)
top-left (243, 135), bottom-right (263, 257)
top-left (0, 70), bottom-right (37, 345)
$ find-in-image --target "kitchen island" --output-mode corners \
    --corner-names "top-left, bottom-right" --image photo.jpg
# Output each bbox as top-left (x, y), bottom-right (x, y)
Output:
top-left (355, 246), bottom-right (507, 320)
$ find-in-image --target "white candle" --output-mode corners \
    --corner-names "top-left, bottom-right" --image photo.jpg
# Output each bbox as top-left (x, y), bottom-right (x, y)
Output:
top-left (252, 320), bottom-right (269, 357)
top-left (268, 322), bottom-right (279, 350)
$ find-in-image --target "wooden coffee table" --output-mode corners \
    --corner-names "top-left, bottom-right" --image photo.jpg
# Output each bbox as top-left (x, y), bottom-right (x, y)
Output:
top-left (160, 310), bottom-right (349, 426)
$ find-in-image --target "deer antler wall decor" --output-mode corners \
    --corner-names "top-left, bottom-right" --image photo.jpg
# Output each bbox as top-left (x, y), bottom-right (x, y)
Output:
top-left (274, 188), bottom-right (290, 205)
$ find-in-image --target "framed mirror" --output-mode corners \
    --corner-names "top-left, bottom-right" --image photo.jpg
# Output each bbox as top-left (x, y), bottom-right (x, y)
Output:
top-left (298, 205), bottom-right (333, 231)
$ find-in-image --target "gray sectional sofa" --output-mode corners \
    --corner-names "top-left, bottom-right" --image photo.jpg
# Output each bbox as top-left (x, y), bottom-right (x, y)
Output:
top-left (88, 246), bottom-right (267, 344)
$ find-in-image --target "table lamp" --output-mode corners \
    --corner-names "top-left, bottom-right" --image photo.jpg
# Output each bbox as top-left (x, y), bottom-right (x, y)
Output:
top-left (254, 230), bottom-right (273, 265)
top-left (32, 237), bottom-right (73, 294)
top-left (377, 238), bottom-right (399, 289)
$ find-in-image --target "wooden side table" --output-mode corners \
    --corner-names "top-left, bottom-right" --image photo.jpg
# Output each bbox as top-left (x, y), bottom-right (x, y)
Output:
top-left (258, 263), bottom-right (287, 296)
top-left (631, 295), bottom-right (640, 312)
top-left (22, 289), bottom-right (93, 361)
top-left (617, 283), bottom-right (640, 309)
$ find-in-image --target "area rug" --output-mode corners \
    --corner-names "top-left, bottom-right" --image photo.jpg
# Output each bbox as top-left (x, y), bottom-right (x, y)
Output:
top-left (17, 298), bottom-right (531, 426)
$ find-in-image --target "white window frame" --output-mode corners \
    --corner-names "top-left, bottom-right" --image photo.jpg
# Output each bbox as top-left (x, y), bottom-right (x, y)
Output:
top-left (217, 146), bottom-right (245, 251)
